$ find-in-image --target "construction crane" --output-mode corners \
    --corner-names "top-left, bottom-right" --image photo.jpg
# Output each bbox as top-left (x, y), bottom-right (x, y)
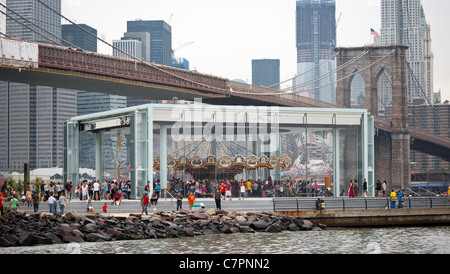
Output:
top-left (173, 42), bottom-right (194, 53)
top-left (337, 12), bottom-right (342, 27)
top-left (168, 13), bottom-right (174, 24)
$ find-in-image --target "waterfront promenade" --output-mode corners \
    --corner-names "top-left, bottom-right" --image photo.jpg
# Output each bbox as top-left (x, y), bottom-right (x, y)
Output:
top-left (15, 196), bottom-right (450, 227)
top-left (17, 197), bottom-right (275, 215)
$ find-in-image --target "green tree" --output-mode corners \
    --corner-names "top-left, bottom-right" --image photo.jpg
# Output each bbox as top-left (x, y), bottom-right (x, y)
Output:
top-left (32, 177), bottom-right (43, 194)
top-left (6, 175), bottom-right (16, 196)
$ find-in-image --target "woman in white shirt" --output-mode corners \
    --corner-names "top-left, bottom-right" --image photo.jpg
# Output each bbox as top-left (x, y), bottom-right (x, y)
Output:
top-left (81, 182), bottom-right (88, 201)
top-left (240, 183), bottom-right (246, 200)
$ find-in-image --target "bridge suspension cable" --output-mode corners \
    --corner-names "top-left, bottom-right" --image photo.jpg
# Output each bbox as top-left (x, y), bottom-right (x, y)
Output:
top-left (283, 50), bottom-right (369, 93)
top-left (300, 49), bottom-right (395, 94)
top-left (0, 3), bottom-right (81, 50)
top-left (267, 52), bottom-right (341, 89)
top-left (406, 61), bottom-right (450, 134)
top-left (230, 49), bottom-right (396, 96)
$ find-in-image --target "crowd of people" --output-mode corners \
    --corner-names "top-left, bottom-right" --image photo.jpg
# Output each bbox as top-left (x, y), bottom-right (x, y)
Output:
top-left (2, 176), bottom-right (450, 215)
top-left (167, 177), bottom-right (333, 199)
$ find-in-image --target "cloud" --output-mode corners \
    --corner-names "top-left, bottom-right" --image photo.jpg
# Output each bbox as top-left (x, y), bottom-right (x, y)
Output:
top-left (65, 0), bottom-right (81, 7)
top-left (366, 0), bottom-right (380, 7)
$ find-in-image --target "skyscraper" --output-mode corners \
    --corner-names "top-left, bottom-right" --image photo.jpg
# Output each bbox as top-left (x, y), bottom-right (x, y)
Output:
top-left (252, 59), bottom-right (280, 90)
top-left (62, 23), bottom-right (128, 173)
top-left (423, 9), bottom-right (434, 103)
top-left (0, 0), bottom-right (78, 172)
top-left (62, 24), bottom-right (97, 52)
top-left (294, 0), bottom-right (336, 103)
top-left (127, 20), bottom-right (172, 66)
top-left (5, 0), bottom-right (61, 44)
top-left (0, 0), bottom-right (5, 35)
top-left (380, 0), bottom-right (430, 103)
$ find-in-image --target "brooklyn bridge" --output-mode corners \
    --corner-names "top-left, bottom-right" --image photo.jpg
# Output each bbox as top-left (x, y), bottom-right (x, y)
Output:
top-left (1, 36), bottom-right (449, 189)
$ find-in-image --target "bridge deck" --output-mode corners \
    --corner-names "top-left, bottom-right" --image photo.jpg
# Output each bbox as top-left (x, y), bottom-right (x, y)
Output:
top-left (1, 36), bottom-right (450, 161)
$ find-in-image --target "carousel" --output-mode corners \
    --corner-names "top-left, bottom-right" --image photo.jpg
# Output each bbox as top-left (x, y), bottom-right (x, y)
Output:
top-left (153, 140), bottom-right (292, 180)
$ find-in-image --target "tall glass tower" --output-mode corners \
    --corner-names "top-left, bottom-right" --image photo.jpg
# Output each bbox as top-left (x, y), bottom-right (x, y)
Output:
top-left (294, 0), bottom-right (336, 103)
top-left (5, 0), bottom-right (61, 44)
top-left (127, 20), bottom-right (172, 67)
top-left (0, 0), bottom-right (78, 172)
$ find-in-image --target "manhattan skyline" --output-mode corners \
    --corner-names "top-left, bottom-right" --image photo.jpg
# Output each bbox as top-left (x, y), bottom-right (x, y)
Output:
top-left (25, 0), bottom-right (450, 102)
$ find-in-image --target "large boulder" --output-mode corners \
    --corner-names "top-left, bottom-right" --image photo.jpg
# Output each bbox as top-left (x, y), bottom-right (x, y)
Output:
top-left (85, 233), bottom-right (109, 242)
top-left (235, 215), bottom-right (247, 224)
top-left (44, 233), bottom-right (62, 244)
top-left (19, 233), bottom-right (53, 246)
top-left (265, 223), bottom-right (282, 233)
top-left (0, 237), bottom-right (14, 247)
top-left (83, 223), bottom-right (99, 233)
top-left (65, 211), bottom-right (82, 223)
top-left (300, 219), bottom-right (314, 231)
top-left (250, 220), bottom-right (268, 230)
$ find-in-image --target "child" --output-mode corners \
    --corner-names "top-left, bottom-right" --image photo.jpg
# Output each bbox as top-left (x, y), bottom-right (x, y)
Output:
top-left (87, 199), bottom-right (94, 212)
top-left (102, 203), bottom-right (107, 213)
top-left (188, 191), bottom-right (195, 211)
top-left (21, 193), bottom-right (26, 206)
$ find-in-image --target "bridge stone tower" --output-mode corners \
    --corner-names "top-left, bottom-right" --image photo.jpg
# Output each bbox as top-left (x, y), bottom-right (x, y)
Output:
top-left (335, 45), bottom-right (410, 191)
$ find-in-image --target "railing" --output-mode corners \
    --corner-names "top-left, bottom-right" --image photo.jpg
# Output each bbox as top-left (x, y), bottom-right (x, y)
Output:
top-left (37, 43), bottom-right (230, 94)
top-left (273, 197), bottom-right (450, 212)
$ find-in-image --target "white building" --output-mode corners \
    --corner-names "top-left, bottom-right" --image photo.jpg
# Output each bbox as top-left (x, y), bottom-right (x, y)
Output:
top-left (113, 39), bottom-right (143, 61)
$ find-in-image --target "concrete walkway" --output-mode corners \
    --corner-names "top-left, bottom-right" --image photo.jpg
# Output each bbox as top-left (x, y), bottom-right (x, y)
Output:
top-left (18, 197), bottom-right (275, 216)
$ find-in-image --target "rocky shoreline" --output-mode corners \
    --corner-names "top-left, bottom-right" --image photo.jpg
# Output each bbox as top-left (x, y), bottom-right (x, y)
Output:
top-left (0, 209), bottom-right (326, 247)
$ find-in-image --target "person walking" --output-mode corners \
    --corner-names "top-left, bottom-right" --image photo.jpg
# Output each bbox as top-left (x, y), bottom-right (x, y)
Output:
top-left (58, 192), bottom-right (68, 214)
top-left (214, 189), bottom-right (222, 210)
top-left (93, 180), bottom-right (101, 201)
top-left (390, 189), bottom-right (397, 209)
top-left (382, 181), bottom-right (387, 197)
top-left (0, 195), bottom-right (3, 215)
top-left (176, 192), bottom-right (183, 211)
top-left (102, 180), bottom-right (109, 200)
top-left (226, 180), bottom-right (232, 201)
top-left (348, 180), bottom-right (355, 198)
top-left (376, 180), bottom-right (382, 197)
top-left (155, 181), bottom-right (161, 199)
top-left (81, 182), bottom-right (88, 201)
top-left (397, 189), bottom-right (404, 209)
top-left (48, 192), bottom-right (57, 213)
top-left (353, 180), bottom-right (358, 197)
top-left (32, 191), bottom-right (39, 213)
top-left (9, 195), bottom-right (19, 212)
top-left (363, 178), bottom-right (368, 197)
top-left (188, 192), bottom-right (196, 211)
top-left (64, 180), bottom-right (72, 201)
top-left (141, 193), bottom-right (150, 215)
top-left (26, 188), bottom-right (32, 207)
top-left (239, 182), bottom-right (246, 200)
top-left (220, 182), bottom-right (226, 200)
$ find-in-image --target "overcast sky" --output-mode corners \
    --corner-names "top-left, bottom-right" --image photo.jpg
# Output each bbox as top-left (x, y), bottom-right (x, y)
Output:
top-left (62, 0), bottom-right (450, 101)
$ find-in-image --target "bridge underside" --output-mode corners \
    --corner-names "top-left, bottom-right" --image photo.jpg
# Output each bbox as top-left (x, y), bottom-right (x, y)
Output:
top-left (411, 138), bottom-right (450, 163)
top-left (3, 65), bottom-right (450, 167)
top-left (0, 66), bottom-right (225, 101)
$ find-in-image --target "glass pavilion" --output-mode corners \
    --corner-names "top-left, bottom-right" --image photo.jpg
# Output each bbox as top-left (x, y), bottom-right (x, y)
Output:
top-left (63, 103), bottom-right (374, 198)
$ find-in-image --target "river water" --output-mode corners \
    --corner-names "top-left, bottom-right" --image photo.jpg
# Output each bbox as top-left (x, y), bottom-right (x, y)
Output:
top-left (2, 226), bottom-right (450, 254)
